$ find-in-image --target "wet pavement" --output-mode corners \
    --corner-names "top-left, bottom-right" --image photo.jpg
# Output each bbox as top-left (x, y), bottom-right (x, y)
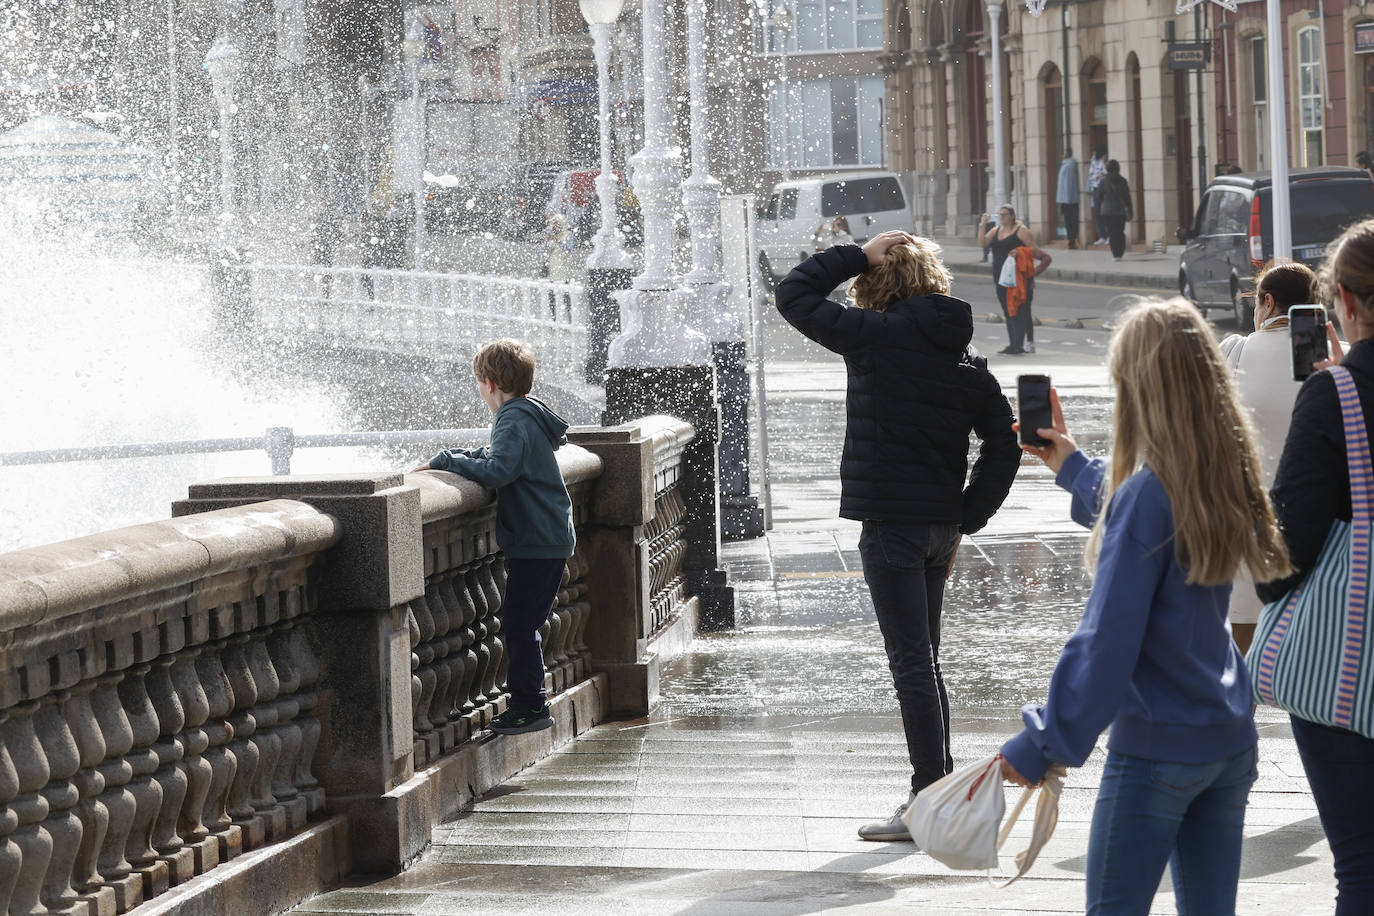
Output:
top-left (292, 322), bottom-right (1337, 915)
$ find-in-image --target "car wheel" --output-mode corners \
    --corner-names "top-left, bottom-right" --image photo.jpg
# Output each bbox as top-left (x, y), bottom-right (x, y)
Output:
top-left (1231, 281), bottom-right (1253, 333)
top-left (1180, 272), bottom-right (1205, 315)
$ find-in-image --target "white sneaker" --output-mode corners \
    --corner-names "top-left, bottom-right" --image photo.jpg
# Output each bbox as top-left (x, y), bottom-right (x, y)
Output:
top-left (857, 791), bottom-right (917, 841)
top-left (1024, 342), bottom-right (1036, 354)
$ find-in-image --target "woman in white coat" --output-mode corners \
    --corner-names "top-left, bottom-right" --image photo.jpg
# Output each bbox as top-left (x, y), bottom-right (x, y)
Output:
top-left (1218, 260), bottom-right (1321, 653)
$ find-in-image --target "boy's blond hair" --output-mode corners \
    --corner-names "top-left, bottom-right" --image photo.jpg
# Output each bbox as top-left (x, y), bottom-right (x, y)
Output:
top-left (473, 339), bottom-right (535, 395)
top-left (849, 237), bottom-right (952, 312)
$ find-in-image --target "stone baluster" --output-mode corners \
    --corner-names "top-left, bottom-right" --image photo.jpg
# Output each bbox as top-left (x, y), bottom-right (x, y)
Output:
top-left (478, 556), bottom-right (504, 706)
top-left (35, 692), bottom-right (82, 912)
top-left (551, 562), bottom-right (574, 675)
top-left (434, 575), bottom-right (466, 740)
top-left (244, 634), bottom-right (287, 842)
top-left (408, 590), bottom-right (438, 756)
top-left (422, 578), bottom-right (455, 739)
top-left (220, 636), bottom-right (264, 851)
top-left (423, 577), bottom-right (461, 744)
top-left (492, 556), bottom-right (511, 698)
top-left (0, 710), bottom-right (22, 915)
top-left (118, 664), bottom-right (170, 899)
top-left (64, 681), bottom-right (117, 915)
top-left (266, 622), bottom-right (308, 832)
top-left (195, 643), bottom-right (242, 861)
top-left (463, 562), bottom-right (492, 713)
top-left (91, 671), bottom-right (141, 911)
top-left (282, 625), bottom-right (325, 817)
top-left (437, 569), bottom-right (475, 720)
top-left (5, 700), bottom-right (52, 916)
top-left (169, 649), bottom-right (217, 875)
top-left (146, 658), bottom-right (194, 885)
top-left (406, 602), bottom-right (425, 762)
top-left (567, 548), bottom-right (592, 680)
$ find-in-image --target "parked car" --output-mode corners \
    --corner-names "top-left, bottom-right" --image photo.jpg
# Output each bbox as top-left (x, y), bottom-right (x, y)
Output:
top-left (423, 164), bottom-right (513, 232)
top-left (755, 171), bottom-right (911, 285)
top-left (1176, 166), bottom-right (1374, 331)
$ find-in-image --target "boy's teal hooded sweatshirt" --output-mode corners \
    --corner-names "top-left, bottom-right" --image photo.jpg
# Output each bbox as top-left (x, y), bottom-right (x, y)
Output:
top-left (428, 396), bottom-right (575, 559)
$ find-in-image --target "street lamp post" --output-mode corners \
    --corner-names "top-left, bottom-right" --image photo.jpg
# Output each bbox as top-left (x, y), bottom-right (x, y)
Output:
top-left (684, 0), bottom-right (763, 539)
top-left (403, 13), bottom-right (427, 270)
top-left (204, 36), bottom-right (242, 223)
top-left (603, 0), bottom-right (734, 626)
top-left (579, 0), bottom-right (636, 382)
top-left (771, 3), bottom-right (793, 181)
top-left (987, 0), bottom-right (1008, 211)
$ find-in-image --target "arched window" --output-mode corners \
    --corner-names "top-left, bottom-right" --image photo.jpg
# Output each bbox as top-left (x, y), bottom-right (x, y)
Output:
top-left (1298, 26), bottom-right (1323, 166)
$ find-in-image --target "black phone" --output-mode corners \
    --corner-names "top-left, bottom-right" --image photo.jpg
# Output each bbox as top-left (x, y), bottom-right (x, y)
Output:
top-left (1018, 374), bottom-right (1053, 447)
top-left (1290, 305), bottom-right (1328, 381)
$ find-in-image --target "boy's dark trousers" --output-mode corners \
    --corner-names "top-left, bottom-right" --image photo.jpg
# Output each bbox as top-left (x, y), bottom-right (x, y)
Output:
top-left (502, 557), bottom-right (568, 711)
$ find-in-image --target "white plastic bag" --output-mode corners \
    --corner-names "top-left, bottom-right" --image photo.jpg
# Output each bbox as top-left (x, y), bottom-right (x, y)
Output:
top-left (902, 753), bottom-right (1067, 886)
top-left (998, 254), bottom-right (1018, 288)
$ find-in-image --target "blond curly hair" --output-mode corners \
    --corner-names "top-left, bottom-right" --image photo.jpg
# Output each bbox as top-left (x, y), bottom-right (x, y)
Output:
top-left (849, 237), bottom-right (952, 312)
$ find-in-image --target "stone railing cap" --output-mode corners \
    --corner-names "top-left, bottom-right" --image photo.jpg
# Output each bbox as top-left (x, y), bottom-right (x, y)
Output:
top-left (187, 473), bottom-right (403, 498)
top-left (0, 499), bottom-right (341, 629)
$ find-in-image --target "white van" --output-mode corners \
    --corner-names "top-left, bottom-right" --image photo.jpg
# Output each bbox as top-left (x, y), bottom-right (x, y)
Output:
top-left (756, 171), bottom-right (911, 283)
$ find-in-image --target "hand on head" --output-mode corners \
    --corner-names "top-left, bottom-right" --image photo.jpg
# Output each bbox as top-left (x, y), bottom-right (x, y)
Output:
top-left (862, 230), bottom-right (918, 267)
top-left (1013, 388), bottom-right (1077, 473)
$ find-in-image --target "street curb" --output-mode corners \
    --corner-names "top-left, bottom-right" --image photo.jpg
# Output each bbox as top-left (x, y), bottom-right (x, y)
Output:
top-left (946, 259), bottom-right (1175, 291)
top-left (980, 314), bottom-right (1111, 330)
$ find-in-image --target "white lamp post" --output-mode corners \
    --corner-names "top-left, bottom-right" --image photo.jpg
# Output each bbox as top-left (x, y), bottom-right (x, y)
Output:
top-left (204, 36), bottom-right (242, 221)
top-left (605, 0), bottom-right (710, 368)
top-left (771, 2), bottom-right (793, 181)
top-left (579, 0), bottom-right (633, 271)
top-left (987, 0), bottom-right (1008, 212)
top-left (403, 13), bottom-right (428, 269)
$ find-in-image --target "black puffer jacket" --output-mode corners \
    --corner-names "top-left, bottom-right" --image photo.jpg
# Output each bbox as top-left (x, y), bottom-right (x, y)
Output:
top-left (776, 245), bottom-right (1020, 532)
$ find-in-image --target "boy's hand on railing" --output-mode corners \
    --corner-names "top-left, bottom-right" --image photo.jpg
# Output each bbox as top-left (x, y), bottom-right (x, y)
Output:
top-left (411, 463), bottom-right (431, 472)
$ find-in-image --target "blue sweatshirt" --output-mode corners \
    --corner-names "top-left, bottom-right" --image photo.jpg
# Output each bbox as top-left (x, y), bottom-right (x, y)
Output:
top-left (1000, 451), bottom-right (1257, 784)
top-left (428, 396), bottom-right (576, 559)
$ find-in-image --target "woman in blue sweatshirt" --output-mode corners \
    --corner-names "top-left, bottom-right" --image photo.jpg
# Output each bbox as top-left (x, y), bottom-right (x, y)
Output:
top-left (1000, 299), bottom-right (1292, 915)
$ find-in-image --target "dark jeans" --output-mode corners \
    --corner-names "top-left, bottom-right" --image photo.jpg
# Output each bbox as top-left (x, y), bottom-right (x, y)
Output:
top-left (858, 520), bottom-right (961, 794)
top-left (1103, 214), bottom-right (1128, 258)
top-left (995, 283), bottom-right (1034, 350)
top-left (1291, 715), bottom-right (1374, 914)
top-left (1059, 202), bottom-right (1080, 245)
top-left (502, 557), bottom-right (567, 710)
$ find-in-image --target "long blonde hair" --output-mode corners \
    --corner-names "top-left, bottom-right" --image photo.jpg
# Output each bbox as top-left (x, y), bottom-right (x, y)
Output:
top-left (850, 237), bottom-right (951, 312)
top-left (1086, 298), bottom-right (1291, 586)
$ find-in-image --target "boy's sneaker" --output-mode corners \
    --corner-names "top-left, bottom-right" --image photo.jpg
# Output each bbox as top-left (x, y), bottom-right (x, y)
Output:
top-left (490, 704), bottom-right (553, 735)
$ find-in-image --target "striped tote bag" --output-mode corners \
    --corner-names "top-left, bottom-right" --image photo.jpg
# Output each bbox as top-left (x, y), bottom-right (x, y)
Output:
top-left (1249, 365), bottom-right (1374, 738)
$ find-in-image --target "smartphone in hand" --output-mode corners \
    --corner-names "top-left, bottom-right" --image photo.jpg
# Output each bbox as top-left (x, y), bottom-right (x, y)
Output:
top-left (1017, 374), bottom-right (1053, 447)
top-left (1289, 305), bottom-right (1328, 381)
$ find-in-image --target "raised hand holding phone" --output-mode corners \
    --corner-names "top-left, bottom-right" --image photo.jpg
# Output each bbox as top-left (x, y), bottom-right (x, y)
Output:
top-left (1014, 382), bottom-right (1076, 473)
top-left (1289, 305), bottom-right (1329, 380)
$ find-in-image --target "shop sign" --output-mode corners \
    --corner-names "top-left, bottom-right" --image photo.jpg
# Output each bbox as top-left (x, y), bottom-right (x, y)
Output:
top-left (1356, 21), bottom-right (1374, 54)
top-left (1167, 41), bottom-right (1211, 70)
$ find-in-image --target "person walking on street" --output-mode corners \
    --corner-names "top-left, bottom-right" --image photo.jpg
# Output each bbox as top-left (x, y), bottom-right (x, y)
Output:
top-left (775, 231), bottom-right (1021, 842)
top-left (1356, 150), bottom-right (1373, 178)
top-left (1056, 148), bottom-right (1081, 250)
top-left (1217, 261), bottom-right (1319, 654)
top-left (1003, 298), bottom-right (1291, 916)
top-left (1099, 160), bottom-right (1133, 260)
top-left (1087, 145), bottom-right (1108, 245)
top-left (1259, 218), bottom-right (1374, 913)
top-left (976, 205), bottom-right (1052, 355)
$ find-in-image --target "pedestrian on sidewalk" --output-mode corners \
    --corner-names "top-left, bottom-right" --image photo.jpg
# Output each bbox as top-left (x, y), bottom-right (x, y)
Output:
top-left (412, 339), bottom-right (576, 736)
top-left (1099, 160), bottom-right (1133, 261)
top-left (775, 230), bottom-right (1021, 842)
top-left (1087, 145), bottom-right (1108, 245)
top-left (976, 205), bottom-right (1051, 355)
top-left (1259, 218), bottom-right (1374, 914)
top-left (1056, 148), bottom-right (1081, 250)
top-left (1001, 298), bottom-right (1291, 916)
top-left (1217, 261), bottom-right (1318, 654)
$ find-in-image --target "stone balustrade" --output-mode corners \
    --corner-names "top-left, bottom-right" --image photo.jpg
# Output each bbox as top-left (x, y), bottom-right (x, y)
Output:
top-left (0, 417), bottom-right (706, 915)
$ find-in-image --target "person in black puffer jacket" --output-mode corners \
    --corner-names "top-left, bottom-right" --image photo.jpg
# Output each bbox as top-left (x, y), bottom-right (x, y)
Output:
top-left (776, 230), bottom-right (1021, 842)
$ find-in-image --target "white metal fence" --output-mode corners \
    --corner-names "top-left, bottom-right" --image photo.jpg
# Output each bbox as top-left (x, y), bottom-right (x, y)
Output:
top-left (246, 265), bottom-right (589, 387)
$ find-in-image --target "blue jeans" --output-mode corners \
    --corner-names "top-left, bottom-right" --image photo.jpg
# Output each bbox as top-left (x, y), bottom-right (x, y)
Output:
top-left (1086, 746), bottom-right (1257, 916)
top-left (858, 520), bottom-right (961, 794)
top-left (1291, 715), bottom-right (1374, 914)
